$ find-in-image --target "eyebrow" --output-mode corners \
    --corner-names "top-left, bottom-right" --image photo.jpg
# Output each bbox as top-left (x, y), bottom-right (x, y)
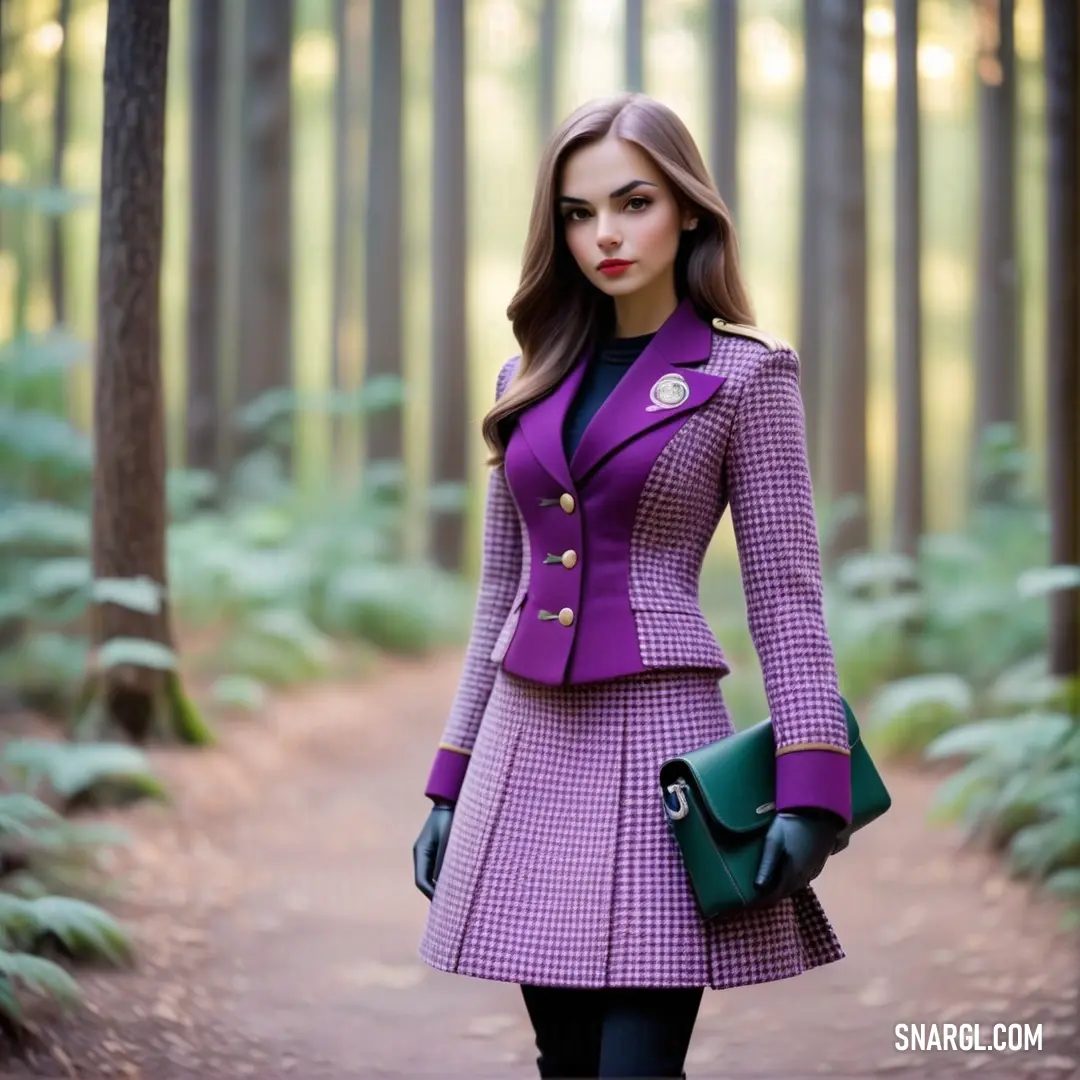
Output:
top-left (557, 179), bottom-right (658, 205)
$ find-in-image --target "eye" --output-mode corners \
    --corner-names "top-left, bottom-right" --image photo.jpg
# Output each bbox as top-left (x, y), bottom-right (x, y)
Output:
top-left (626, 195), bottom-right (652, 212)
top-left (563, 207), bottom-right (591, 222)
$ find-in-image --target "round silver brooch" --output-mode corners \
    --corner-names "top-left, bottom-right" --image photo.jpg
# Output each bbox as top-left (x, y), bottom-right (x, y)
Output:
top-left (647, 373), bottom-right (690, 411)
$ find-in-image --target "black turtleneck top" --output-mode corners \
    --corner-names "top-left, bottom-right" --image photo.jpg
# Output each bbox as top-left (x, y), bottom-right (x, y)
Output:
top-left (562, 332), bottom-right (656, 460)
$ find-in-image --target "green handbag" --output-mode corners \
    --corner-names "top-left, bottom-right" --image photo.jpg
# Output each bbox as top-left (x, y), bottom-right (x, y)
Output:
top-left (658, 698), bottom-right (891, 921)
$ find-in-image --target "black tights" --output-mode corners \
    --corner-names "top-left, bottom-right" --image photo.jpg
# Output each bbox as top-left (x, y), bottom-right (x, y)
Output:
top-left (520, 983), bottom-right (704, 1079)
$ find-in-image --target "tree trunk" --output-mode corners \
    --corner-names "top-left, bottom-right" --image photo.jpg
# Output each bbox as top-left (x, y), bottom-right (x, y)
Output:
top-left (85, 0), bottom-right (210, 746)
top-left (819, 0), bottom-right (869, 561)
top-left (330, 0), bottom-right (369, 480)
top-left (337, 0), bottom-right (370, 482)
top-left (363, 0), bottom-right (403, 469)
top-left (797, 0), bottom-right (826, 482)
top-left (538, 0), bottom-right (557, 151)
top-left (707, 0), bottom-right (737, 224)
top-left (429, 0), bottom-right (468, 572)
top-left (213, 0), bottom-right (247, 481)
top-left (185, 0), bottom-right (223, 477)
top-left (1044, 0), bottom-right (1079, 678)
top-left (330, 0), bottom-right (348, 470)
top-left (236, 0), bottom-right (293, 468)
top-left (973, 0), bottom-right (1019, 463)
top-left (331, 0), bottom-right (349, 468)
top-left (892, 0), bottom-right (924, 558)
top-left (50, 0), bottom-right (71, 326)
top-left (624, 0), bottom-right (643, 92)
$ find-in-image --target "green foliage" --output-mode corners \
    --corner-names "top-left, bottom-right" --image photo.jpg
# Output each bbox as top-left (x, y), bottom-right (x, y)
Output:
top-left (214, 608), bottom-right (332, 686)
top-left (314, 562), bottom-right (473, 654)
top-left (1, 739), bottom-right (168, 812)
top-left (0, 327), bottom-right (93, 508)
top-left (165, 487), bottom-right (474, 684)
top-left (861, 674), bottom-right (975, 756)
top-left (828, 428), bottom-right (1079, 751)
top-left (232, 380), bottom-right (407, 453)
top-left (0, 779), bottom-right (134, 1031)
top-left (209, 674), bottom-right (268, 713)
top-left (920, 696), bottom-right (1080, 924)
top-left (0, 633), bottom-right (89, 713)
top-left (0, 504), bottom-right (90, 554)
top-left (0, 895), bottom-right (131, 966)
top-left (164, 389), bottom-right (476, 687)
top-left (2, 187), bottom-right (466, 727)
top-left (0, 950), bottom-right (82, 1024)
top-left (96, 637), bottom-right (176, 672)
top-left (0, 244), bottom-right (95, 720)
top-left (0, 317), bottom-right (471, 725)
top-left (822, 428), bottom-right (1080, 916)
top-left (0, 292), bottom-right (141, 1021)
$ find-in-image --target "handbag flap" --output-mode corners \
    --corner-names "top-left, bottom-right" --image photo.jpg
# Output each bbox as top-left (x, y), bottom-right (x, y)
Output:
top-left (659, 702), bottom-right (860, 834)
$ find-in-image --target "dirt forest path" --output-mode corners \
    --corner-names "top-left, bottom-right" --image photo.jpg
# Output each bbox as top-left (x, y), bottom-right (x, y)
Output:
top-left (3, 652), bottom-right (1077, 1080)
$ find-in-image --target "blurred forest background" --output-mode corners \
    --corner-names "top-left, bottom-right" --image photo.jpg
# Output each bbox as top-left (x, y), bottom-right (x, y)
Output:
top-left (0, 0), bottom-right (1077, 1051)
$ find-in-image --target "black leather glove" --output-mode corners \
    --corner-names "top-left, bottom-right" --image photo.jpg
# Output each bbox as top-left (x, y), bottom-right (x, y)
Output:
top-left (413, 802), bottom-right (454, 900)
top-left (752, 808), bottom-right (845, 908)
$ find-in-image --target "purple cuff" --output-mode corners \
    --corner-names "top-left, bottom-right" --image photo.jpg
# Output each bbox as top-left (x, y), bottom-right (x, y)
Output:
top-left (424, 747), bottom-right (470, 803)
top-left (775, 748), bottom-right (852, 825)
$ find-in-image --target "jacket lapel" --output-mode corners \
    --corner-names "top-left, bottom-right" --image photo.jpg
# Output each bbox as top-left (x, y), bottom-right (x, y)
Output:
top-left (569, 298), bottom-right (724, 482)
top-left (515, 350), bottom-right (589, 492)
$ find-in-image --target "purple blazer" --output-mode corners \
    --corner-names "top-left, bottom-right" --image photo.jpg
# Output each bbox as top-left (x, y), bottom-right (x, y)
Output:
top-left (424, 298), bottom-right (852, 824)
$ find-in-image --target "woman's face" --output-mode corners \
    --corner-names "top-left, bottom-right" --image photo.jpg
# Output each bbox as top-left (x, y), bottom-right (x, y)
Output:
top-left (557, 134), bottom-right (695, 323)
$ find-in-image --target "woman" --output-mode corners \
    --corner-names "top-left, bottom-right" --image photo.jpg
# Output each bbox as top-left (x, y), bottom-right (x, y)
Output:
top-left (411, 93), bottom-right (851, 1080)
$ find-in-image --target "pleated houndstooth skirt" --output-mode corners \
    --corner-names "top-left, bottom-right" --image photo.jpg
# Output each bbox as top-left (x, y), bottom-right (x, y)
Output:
top-left (418, 667), bottom-right (845, 989)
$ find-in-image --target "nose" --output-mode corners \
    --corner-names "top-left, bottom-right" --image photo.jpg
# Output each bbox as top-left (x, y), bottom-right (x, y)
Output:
top-left (595, 213), bottom-right (621, 251)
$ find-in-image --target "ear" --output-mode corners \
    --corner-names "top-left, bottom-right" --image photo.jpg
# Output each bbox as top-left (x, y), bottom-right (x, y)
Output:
top-left (682, 215), bottom-right (698, 231)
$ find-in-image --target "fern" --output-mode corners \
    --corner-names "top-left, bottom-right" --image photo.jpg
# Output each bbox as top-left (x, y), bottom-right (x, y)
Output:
top-left (210, 674), bottom-right (268, 712)
top-left (829, 428), bottom-right (1075, 699)
top-left (0, 895), bottom-right (131, 965)
top-left (0, 801), bottom-right (133, 1029)
top-left (315, 563), bottom-right (472, 654)
top-left (0, 739), bottom-right (168, 807)
top-left (987, 656), bottom-right (1080, 715)
top-left (0, 948), bottom-right (82, 1012)
top-left (215, 607), bottom-right (331, 686)
top-left (922, 705), bottom-right (1080, 885)
top-left (0, 503), bottom-right (90, 555)
top-left (1008, 815), bottom-right (1080, 881)
top-left (865, 673), bottom-right (975, 755)
top-left (824, 429), bottom-right (1080, 906)
top-left (0, 793), bottom-right (65, 839)
top-left (0, 973), bottom-right (23, 1026)
top-left (0, 786), bottom-right (130, 905)
top-left (1044, 869), bottom-right (1080, 897)
top-left (923, 712), bottom-right (1073, 766)
top-left (0, 632), bottom-right (90, 716)
top-left (0, 187), bottom-right (140, 1035)
top-left (91, 576), bottom-right (166, 616)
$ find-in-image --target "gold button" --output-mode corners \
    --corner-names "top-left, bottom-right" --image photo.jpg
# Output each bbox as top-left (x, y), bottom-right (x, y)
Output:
top-left (557, 607), bottom-right (574, 626)
top-left (561, 549), bottom-right (578, 569)
top-left (559, 493), bottom-right (575, 513)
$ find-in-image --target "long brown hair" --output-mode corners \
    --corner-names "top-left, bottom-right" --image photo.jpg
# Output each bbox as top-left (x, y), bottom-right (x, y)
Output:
top-left (481, 92), bottom-right (756, 465)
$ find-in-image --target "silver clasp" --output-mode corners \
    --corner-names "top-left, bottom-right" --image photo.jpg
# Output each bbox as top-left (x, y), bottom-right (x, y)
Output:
top-left (663, 780), bottom-right (689, 821)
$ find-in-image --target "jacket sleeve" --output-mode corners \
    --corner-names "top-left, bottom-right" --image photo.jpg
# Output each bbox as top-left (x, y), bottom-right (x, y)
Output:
top-left (723, 347), bottom-right (852, 825)
top-left (423, 357), bottom-right (523, 803)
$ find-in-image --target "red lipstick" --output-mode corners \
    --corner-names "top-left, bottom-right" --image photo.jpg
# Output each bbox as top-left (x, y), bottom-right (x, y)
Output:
top-left (597, 259), bottom-right (633, 277)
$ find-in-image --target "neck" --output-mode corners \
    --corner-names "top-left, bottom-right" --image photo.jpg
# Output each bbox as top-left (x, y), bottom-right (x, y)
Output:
top-left (612, 277), bottom-right (679, 338)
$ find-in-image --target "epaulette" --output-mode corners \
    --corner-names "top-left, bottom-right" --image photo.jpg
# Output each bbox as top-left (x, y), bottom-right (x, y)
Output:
top-left (711, 317), bottom-right (787, 353)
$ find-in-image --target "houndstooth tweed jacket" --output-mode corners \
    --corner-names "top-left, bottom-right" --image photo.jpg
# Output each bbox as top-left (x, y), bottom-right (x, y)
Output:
top-left (424, 297), bottom-right (852, 824)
